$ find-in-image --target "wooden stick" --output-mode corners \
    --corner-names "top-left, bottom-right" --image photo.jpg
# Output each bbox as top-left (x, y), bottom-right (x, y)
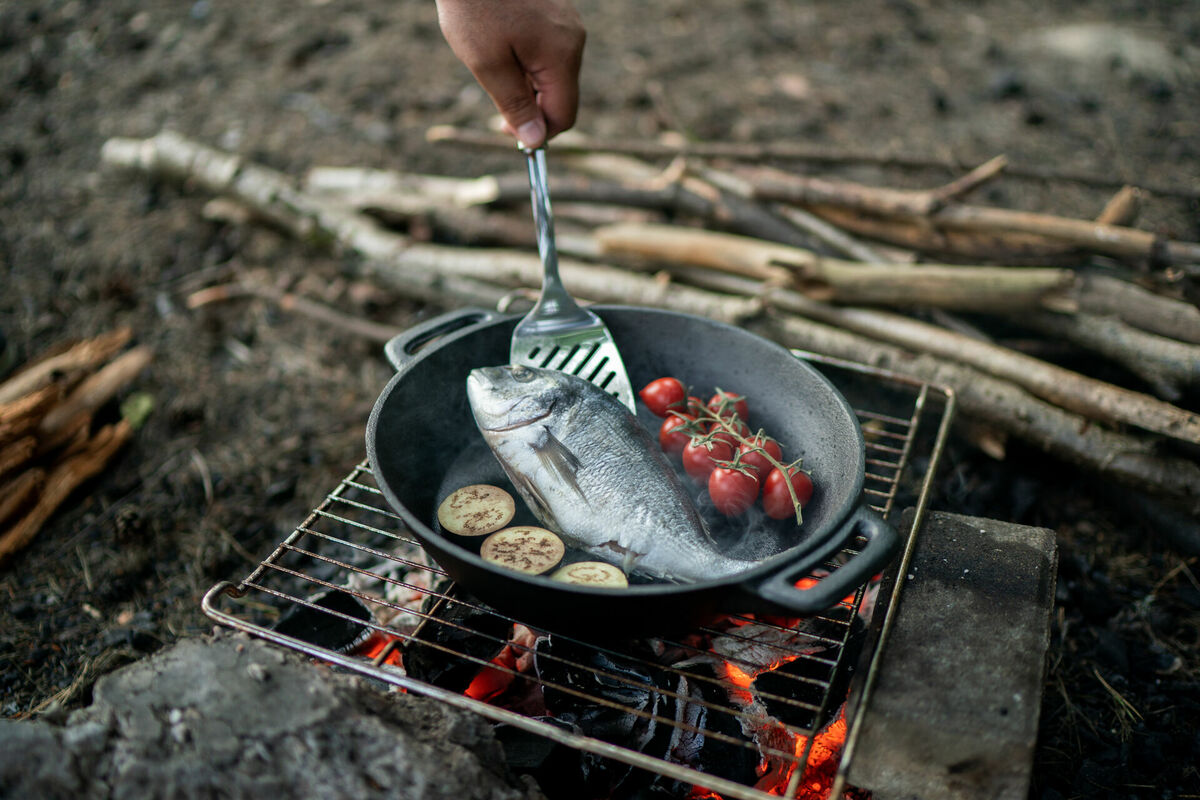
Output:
top-left (594, 222), bottom-right (1077, 311)
top-left (931, 204), bottom-right (1200, 266)
top-left (186, 283), bottom-right (398, 344)
top-left (925, 155), bottom-right (1009, 210)
top-left (39, 346), bottom-right (153, 439)
top-left (1021, 311), bottom-right (1200, 400)
top-left (752, 314), bottom-right (1200, 515)
top-left (771, 203), bottom-right (893, 263)
top-left (0, 328), bottom-right (132, 405)
top-left (0, 436), bottom-right (36, 483)
top-left (662, 266), bottom-right (1200, 446)
top-left (1075, 274), bottom-right (1200, 345)
top-left (801, 204), bottom-right (1080, 264)
top-left (102, 132), bottom-right (1200, 509)
top-left (0, 421), bottom-right (132, 567)
top-left (0, 383), bottom-right (62, 448)
top-left (743, 169), bottom-right (1200, 265)
top-left (425, 125), bottom-right (1200, 200)
top-left (0, 468), bottom-right (43, 530)
top-left (102, 133), bottom-right (760, 324)
top-left (1095, 186), bottom-right (1143, 227)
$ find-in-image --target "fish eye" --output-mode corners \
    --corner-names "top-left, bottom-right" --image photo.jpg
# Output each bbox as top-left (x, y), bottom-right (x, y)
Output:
top-left (511, 365), bottom-right (534, 383)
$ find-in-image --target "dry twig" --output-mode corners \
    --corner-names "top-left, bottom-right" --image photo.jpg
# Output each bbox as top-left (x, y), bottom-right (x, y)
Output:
top-left (425, 125), bottom-right (1200, 199)
top-left (0, 327), bottom-right (132, 405)
top-left (594, 222), bottom-right (1077, 311)
top-left (0, 421), bottom-right (133, 566)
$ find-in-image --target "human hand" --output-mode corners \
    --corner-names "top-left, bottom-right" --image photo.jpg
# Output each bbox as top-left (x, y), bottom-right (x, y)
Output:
top-left (435, 0), bottom-right (585, 148)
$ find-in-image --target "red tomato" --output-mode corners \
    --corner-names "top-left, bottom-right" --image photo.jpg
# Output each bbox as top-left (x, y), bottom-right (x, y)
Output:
top-left (708, 467), bottom-right (759, 516)
top-left (658, 415), bottom-right (694, 455)
top-left (639, 377), bottom-right (686, 418)
top-left (709, 417), bottom-right (750, 441)
top-left (707, 390), bottom-right (749, 424)
top-left (737, 435), bottom-right (783, 479)
top-left (682, 438), bottom-right (734, 483)
top-left (762, 466), bottom-right (815, 520)
top-left (684, 395), bottom-right (707, 417)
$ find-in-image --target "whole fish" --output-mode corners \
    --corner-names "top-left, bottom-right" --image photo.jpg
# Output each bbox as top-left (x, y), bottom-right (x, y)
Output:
top-left (466, 364), bottom-right (757, 583)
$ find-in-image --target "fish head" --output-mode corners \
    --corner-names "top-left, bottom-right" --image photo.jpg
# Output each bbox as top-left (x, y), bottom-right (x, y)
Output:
top-left (466, 365), bottom-right (581, 434)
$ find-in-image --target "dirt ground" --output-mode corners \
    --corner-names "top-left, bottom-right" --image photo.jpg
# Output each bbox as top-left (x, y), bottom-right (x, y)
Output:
top-left (2, 0), bottom-right (1199, 797)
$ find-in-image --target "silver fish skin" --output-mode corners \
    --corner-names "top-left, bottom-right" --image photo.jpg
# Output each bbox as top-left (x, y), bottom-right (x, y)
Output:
top-left (466, 364), bottom-right (756, 583)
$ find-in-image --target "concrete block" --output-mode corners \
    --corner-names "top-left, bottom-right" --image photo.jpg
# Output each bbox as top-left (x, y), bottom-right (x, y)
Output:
top-left (846, 510), bottom-right (1058, 800)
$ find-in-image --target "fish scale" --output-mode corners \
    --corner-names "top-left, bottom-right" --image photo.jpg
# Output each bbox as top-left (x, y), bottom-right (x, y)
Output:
top-left (467, 365), bottom-right (756, 583)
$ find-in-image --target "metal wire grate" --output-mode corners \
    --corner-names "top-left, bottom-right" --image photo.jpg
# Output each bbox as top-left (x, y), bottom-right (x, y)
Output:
top-left (203, 352), bottom-right (955, 800)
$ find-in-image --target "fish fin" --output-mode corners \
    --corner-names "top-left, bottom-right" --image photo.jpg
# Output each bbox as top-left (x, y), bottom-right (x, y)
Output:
top-left (514, 471), bottom-right (559, 529)
top-left (531, 426), bottom-right (587, 504)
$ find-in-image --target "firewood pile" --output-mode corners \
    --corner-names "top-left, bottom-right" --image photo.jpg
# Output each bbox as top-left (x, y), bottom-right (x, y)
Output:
top-left (99, 129), bottom-right (1200, 532)
top-left (0, 328), bottom-right (150, 567)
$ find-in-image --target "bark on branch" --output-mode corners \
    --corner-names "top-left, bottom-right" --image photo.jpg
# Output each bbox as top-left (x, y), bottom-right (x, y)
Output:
top-left (594, 222), bottom-right (1077, 312)
top-left (425, 125), bottom-right (1200, 200)
top-left (101, 131), bottom-right (1200, 514)
top-left (652, 265), bottom-right (1200, 447)
top-left (739, 167), bottom-right (1200, 266)
top-left (0, 421), bottom-right (133, 567)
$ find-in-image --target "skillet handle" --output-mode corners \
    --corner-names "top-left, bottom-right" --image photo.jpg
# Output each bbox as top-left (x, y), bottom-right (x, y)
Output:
top-left (384, 308), bottom-right (506, 371)
top-left (748, 506), bottom-right (900, 615)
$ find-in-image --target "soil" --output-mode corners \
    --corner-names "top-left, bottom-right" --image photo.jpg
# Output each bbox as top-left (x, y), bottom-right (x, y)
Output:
top-left (2, 0), bottom-right (1198, 798)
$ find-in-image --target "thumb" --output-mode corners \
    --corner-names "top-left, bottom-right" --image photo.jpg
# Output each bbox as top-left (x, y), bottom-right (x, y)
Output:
top-left (478, 70), bottom-right (547, 148)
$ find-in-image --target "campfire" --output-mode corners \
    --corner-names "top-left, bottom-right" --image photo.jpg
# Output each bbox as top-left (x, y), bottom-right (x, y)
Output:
top-left (204, 352), bottom-right (953, 800)
top-left (257, 544), bottom-right (873, 800)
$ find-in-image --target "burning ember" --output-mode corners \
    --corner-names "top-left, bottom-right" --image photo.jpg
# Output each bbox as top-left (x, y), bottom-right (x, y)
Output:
top-left (263, 496), bottom-right (879, 800)
top-left (295, 574), bottom-right (878, 800)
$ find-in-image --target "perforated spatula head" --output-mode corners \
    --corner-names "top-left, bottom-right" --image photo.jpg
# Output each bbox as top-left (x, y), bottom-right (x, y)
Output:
top-left (510, 147), bottom-right (636, 411)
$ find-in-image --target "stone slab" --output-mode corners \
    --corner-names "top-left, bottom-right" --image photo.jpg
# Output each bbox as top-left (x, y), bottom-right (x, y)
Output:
top-left (846, 510), bottom-right (1058, 800)
top-left (0, 631), bottom-right (543, 800)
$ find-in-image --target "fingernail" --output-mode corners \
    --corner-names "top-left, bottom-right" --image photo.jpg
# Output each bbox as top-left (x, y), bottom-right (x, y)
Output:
top-left (516, 118), bottom-right (546, 149)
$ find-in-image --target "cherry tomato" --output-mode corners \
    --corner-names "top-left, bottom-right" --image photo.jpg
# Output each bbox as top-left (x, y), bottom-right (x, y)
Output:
top-left (682, 438), bottom-right (734, 483)
top-left (639, 377), bottom-right (687, 418)
top-left (708, 467), bottom-right (759, 516)
top-left (659, 415), bottom-right (694, 456)
top-left (685, 395), bottom-right (707, 417)
top-left (707, 390), bottom-right (749, 424)
top-left (737, 435), bottom-right (783, 479)
top-left (762, 466), bottom-right (815, 520)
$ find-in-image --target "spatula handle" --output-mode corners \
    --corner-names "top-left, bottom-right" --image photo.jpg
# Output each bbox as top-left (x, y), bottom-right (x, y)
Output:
top-left (523, 147), bottom-right (590, 326)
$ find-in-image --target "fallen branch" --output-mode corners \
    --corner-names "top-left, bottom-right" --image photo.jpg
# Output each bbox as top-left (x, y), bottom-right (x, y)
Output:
top-left (752, 313), bottom-right (1200, 515)
top-left (653, 266), bottom-right (1200, 447)
top-left (594, 222), bottom-right (1077, 311)
top-left (708, 158), bottom-right (1006, 218)
top-left (739, 167), bottom-right (1200, 265)
top-left (39, 346), bottom-right (153, 439)
top-left (425, 125), bottom-right (1200, 200)
top-left (102, 132), bottom-right (1200, 512)
top-left (1095, 186), bottom-right (1143, 227)
top-left (801, 204), bottom-right (1081, 264)
top-left (0, 436), bottom-right (36, 483)
top-left (0, 383), bottom-right (62, 448)
top-left (1022, 311), bottom-right (1200, 400)
top-left (0, 327), bottom-right (132, 405)
top-left (1075, 274), bottom-right (1200, 345)
top-left (0, 468), bottom-right (43, 530)
top-left (309, 163), bottom-right (819, 249)
top-left (186, 282), bottom-right (398, 344)
top-left (0, 421), bottom-right (132, 567)
top-left (102, 132), bottom-right (760, 324)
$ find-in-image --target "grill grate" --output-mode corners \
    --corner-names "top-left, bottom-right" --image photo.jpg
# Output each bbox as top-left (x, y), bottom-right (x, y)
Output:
top-left (204, 352), bottom-right (954, 800)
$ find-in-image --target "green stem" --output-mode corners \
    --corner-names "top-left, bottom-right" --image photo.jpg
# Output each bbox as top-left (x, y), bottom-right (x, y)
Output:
top-left (690, 400), bottom-right (805, 526)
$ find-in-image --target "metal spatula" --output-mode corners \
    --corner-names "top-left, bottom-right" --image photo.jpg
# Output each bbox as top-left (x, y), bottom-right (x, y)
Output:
top-left (510, 147), bottom-right (636, 411)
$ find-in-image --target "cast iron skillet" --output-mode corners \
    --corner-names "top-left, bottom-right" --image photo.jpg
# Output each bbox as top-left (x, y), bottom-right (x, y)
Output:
top-left (366, 306), bottom-right (898, 637)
